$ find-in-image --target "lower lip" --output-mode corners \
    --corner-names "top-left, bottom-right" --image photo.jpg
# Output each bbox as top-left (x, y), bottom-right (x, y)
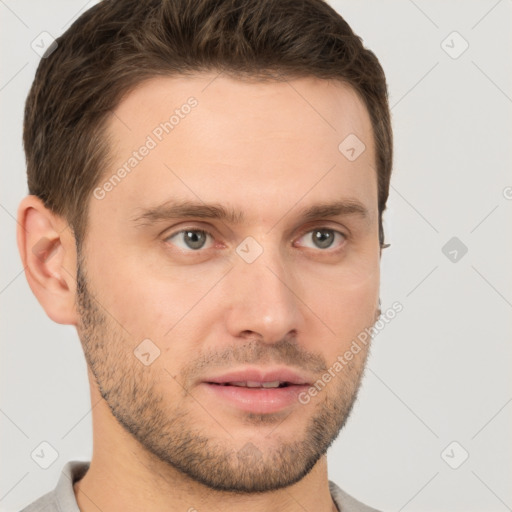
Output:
top-left (200, 383), bottom-right (309, 414)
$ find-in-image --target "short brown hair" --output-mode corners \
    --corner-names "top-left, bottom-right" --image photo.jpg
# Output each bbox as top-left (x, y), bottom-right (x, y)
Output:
top-left (23, 0), bottom-right (392, 247)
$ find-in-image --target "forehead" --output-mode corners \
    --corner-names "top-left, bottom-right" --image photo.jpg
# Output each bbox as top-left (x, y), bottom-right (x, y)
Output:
top-left (94, 73), bottom-right (377, 227)
top-left (109, 73), bottom-right (373, 146)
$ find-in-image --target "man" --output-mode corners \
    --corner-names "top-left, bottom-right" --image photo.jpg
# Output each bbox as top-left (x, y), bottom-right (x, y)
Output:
top-left (17, 0), bottom-right (392, 510)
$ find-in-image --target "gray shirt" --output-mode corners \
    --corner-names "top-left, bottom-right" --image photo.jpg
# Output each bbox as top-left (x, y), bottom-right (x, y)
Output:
top-left (20, 460), bottom-right (381, 512)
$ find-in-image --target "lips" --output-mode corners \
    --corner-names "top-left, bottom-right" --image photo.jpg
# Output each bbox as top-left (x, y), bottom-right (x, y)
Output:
top-left (200, 367), bottom-right (312, 414)
top-left (203, 367), bottom-right (311, 387)
top-left (215, 381), bottom-right (285, 388)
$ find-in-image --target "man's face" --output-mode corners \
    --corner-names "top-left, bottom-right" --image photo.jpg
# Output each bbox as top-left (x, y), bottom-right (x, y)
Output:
top-left (76, 73), bottom-right (380, 492)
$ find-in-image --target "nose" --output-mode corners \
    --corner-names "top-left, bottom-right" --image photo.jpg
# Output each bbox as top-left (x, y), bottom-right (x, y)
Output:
top-left (223, 246), bottom-right (303, 343)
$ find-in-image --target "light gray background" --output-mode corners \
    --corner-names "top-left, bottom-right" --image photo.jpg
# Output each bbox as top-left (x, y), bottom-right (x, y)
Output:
top-left (1, 1), bottom-right (511, 511)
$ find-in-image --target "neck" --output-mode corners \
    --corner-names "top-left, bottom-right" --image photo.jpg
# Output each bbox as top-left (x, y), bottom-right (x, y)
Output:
top-left (74, 453), bottom-right (337, 512)
top-left (73, 377), bottom-right (338, 512)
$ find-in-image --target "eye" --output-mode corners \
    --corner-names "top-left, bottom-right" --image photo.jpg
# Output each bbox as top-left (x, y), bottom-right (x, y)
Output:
top-left (165, 229), bottom-right (214, 251)
top-left (296, 228), bottom-right (346, 250)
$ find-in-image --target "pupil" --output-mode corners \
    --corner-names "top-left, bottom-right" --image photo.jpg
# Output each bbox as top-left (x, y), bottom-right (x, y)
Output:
top-left (185, 231), bottom-right (206, 249)
top-left (314, 230), bottom-right (333, 249)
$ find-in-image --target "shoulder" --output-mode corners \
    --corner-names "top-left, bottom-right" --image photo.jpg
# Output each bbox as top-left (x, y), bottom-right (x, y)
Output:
top-left (329, 480), bottom-right (382, 512)
top-left (19, 489), bottom-right (58, 512)
top-left (19, 460), bottom-right (90, 512)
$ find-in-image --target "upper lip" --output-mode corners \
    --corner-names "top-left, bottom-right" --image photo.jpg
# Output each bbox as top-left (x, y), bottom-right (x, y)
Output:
top-left (202, 367), bottom-right (312, 386)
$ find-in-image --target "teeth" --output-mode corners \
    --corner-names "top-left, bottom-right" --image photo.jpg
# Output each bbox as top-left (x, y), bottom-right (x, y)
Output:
top-left (246, 381), bottom-right (262, 388)
top-left (225, 381), bottom-right (282, 388)
top-left (261, 381), bottom-right (281, 388)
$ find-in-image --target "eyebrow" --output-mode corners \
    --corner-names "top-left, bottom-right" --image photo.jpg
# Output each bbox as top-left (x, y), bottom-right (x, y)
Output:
top-left (130, 198), bottom-right (370, 227)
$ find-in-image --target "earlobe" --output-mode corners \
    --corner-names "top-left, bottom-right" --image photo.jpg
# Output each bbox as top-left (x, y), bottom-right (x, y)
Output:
top-left (16, 195), bottom-right (79, 325)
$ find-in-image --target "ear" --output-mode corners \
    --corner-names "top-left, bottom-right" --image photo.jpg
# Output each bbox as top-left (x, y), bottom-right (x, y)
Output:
top-left (17, 195), bottom-right (79, 325)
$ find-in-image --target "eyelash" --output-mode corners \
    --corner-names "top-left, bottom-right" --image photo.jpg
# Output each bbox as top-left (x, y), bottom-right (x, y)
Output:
top-left (163, 226), bottom-right (348, 253)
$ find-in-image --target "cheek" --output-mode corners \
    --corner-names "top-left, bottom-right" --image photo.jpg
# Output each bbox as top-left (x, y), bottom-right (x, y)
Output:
top-left (302, 264), bottom-right (379, 349)
top-left (92, 258), bottom-right (223, 346)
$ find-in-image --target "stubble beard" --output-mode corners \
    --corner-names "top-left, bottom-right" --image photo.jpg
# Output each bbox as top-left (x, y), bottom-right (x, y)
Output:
top-left (75, 253), bottom-right (370, 493)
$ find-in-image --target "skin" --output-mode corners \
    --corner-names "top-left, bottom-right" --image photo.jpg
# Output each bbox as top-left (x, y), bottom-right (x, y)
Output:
top-left (18, 73), bottom-right (381, 512)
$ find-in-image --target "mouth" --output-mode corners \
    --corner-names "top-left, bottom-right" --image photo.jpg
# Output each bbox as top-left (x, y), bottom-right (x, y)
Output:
top-left (209, 380), bottom-right (294, 388)
top-left (200, 368), bottom-right (312, 414)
